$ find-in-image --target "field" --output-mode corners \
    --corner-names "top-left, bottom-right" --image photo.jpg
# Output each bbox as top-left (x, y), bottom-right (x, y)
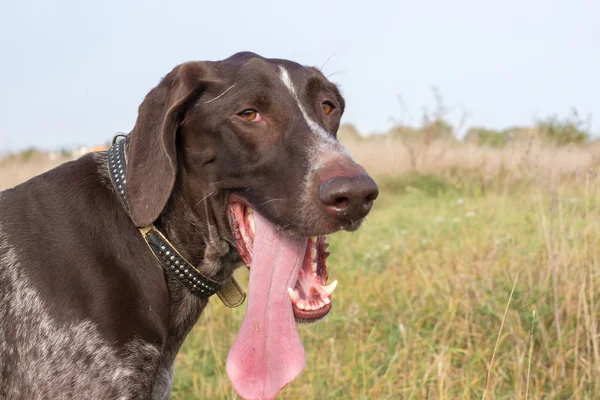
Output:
top-left (2, 137), bottom-right (600, 399)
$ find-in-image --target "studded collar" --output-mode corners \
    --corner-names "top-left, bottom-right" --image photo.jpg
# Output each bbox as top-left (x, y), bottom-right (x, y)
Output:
top-left (107, 135), bottom-right (245, 307)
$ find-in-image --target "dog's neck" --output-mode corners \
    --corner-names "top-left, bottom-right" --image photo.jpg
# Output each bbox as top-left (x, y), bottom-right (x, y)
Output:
top-left (156, 186), bottom-right (241, 284)
top-left (111, 138), bottom-right (242, 286)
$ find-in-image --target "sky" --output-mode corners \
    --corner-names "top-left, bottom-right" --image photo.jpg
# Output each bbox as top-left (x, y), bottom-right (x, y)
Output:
top-left (0, 0), bottom-right (598, 151)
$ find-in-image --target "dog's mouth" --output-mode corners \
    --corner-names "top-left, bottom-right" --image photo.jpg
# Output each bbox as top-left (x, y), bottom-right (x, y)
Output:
top-left (226, 199), bottom-right (338, 400)
top-left (228, 201), bottom-right (336, 321)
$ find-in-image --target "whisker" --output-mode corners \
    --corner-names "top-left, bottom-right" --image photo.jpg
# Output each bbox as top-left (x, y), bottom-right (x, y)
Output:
top-left (194, 191), bottom-right (215, 209)
top-left (204, 84), bottom-right (236, 104)
top-left (326, 70), bottom-right (347, 79)
top-left (260, 198), bottom-right (285, 206)
top-left (320, 50), bottom-right (339, 71)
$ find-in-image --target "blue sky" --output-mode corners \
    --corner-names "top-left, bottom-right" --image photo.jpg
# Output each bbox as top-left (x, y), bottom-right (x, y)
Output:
top-left (0, 0), bottom-right (597, 151)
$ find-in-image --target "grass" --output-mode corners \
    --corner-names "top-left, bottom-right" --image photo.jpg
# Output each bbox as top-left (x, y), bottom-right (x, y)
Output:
top-left (168, 173), bottom-right (600, 399)
top-left (0, 152), bottom-right (70, 189)
top-left (2, 140), bottom-right (600, 399)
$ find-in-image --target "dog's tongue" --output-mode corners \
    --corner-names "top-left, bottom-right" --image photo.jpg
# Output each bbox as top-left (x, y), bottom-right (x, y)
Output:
top-left (226, 212), bottom-right (306, 400)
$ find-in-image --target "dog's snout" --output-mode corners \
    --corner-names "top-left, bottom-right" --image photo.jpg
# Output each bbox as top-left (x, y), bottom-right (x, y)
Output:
top-left (319, 175), bottom-right (379, 220)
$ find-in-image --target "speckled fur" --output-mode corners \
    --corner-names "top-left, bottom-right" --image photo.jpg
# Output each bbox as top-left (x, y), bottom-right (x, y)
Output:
top-left (0, 156), bottom-right (212, 399)
top-left (1, 210), bottom-right (160, 400)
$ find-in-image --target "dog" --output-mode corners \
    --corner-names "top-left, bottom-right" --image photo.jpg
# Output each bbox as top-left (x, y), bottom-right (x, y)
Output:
top-left (0, 52), bottom-right (378, 400)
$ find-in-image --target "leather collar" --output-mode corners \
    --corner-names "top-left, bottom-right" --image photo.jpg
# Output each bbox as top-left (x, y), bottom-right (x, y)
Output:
top-left (107, 135), bottom-right (245, 307)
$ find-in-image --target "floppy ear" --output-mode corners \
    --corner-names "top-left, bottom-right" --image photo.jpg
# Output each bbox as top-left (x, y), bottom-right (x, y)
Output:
top-left (126, 62), bottom-right (210, 227)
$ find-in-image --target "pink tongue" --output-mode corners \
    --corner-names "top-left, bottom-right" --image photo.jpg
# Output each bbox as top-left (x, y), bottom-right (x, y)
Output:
top-left (226, 212), bottom-right (307, 400)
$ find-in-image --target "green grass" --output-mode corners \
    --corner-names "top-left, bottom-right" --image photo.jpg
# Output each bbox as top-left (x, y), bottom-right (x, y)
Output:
top-left (171, 174), bottom-right (600, 399)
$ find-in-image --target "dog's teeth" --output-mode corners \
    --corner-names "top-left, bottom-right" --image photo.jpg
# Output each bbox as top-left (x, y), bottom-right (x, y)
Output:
top-left (324, 297), bottom-right (331, 305)
top-left (287, 287), bottom-right (299, 302)
top-left (310, 236), bottom-right (317, 243)
top-left (318, 300), bottom-right (325, 308)
top-left (297, 302), bottom-right (306, 310)
top-left (322, 280), bottom-right (338, 295)
top-left (310, 247), bottom-right (317, 260)
top-left (311, 261), bottom-right (317, 273)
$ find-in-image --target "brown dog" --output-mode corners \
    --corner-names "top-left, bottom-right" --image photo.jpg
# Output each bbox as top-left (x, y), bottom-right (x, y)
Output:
top-left (0, 52), bottom-right (378, 400)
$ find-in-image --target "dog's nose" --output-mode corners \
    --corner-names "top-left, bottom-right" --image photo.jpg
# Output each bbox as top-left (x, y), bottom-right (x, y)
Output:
top-left (319, 175), bottom-right (379, 220)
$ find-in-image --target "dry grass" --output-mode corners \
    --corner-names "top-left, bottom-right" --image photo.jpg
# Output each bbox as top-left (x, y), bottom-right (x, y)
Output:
top-left (2, 140), bottom-right (600, 398)
top-left (0, 153), bottom-right (72, 190)
top-left (344, 137), bottom-right (600, 180)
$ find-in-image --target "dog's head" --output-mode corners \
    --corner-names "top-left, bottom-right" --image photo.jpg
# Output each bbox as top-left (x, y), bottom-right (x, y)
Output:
top-left (124, 52), bottom-right (378, 400)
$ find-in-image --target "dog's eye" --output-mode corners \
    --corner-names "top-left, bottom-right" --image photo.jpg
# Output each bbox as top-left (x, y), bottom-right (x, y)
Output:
top-left (238, 109), bottom-right (262, 122)
top-left (322, 102), bottom-right (335, 116)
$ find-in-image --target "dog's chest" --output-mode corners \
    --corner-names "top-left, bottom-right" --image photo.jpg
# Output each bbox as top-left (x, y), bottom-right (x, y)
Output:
top-left (0, 231), bottom-right (176, 399)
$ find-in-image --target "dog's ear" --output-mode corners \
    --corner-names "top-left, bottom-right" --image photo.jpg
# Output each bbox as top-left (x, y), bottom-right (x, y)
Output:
top-left (126, 62), bottom-right (211, 227)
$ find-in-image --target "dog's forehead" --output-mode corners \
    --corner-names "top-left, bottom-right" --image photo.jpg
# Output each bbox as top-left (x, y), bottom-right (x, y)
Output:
top-left (217, 52), bottom-right (325, 90)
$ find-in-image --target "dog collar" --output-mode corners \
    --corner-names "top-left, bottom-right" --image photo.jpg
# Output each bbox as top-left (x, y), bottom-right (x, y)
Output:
top-left (107, 135), bottom-right (245, 307)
